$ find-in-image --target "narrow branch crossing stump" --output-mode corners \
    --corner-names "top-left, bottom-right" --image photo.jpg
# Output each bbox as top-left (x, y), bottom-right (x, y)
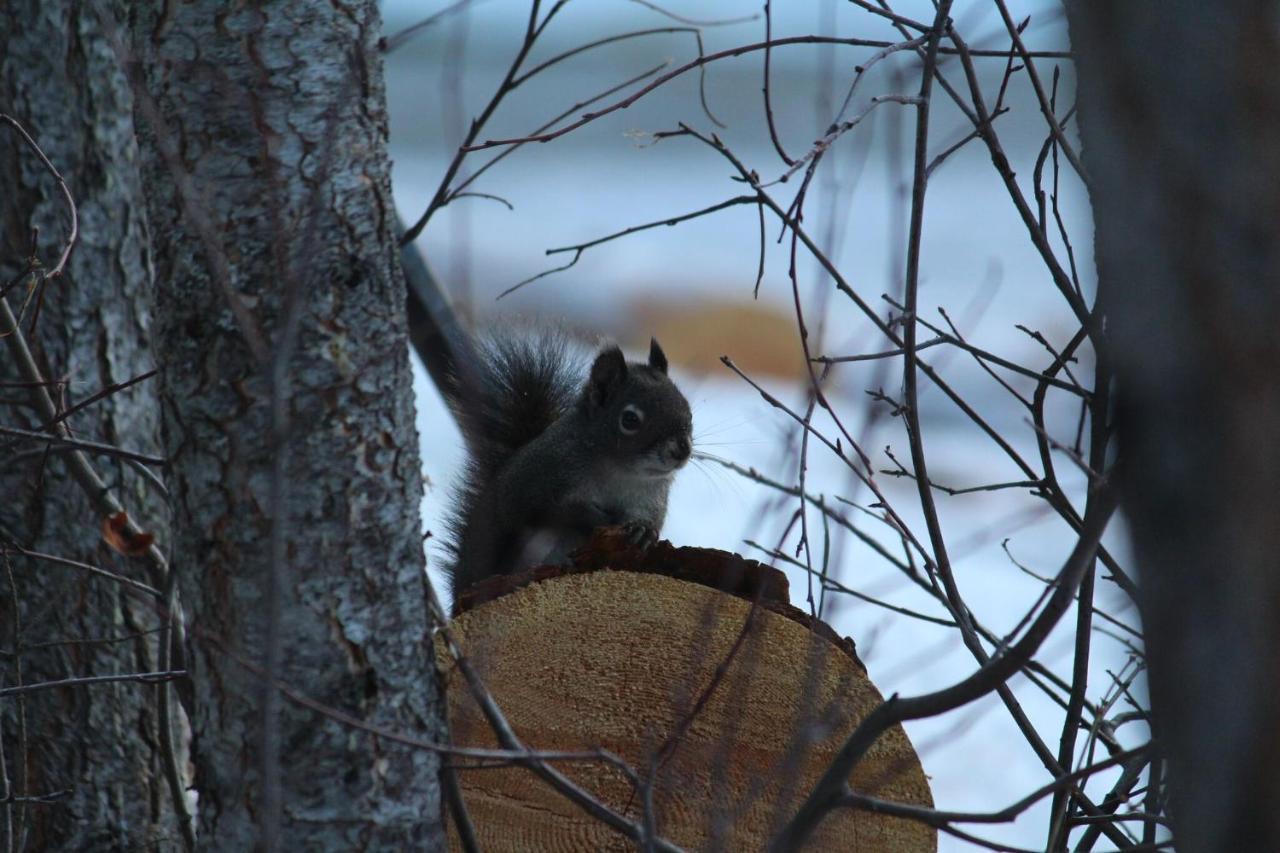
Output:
top-left (439, 529), bottom-right (936, 851)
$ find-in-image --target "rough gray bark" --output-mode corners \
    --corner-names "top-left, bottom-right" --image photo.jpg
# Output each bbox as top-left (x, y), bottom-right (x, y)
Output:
top-left (0, 2), bottom-right (177, 850)
top-left (125, 1), bottom-right (446, 848)
top-left (1067, 4), bottom-right (1280, 851)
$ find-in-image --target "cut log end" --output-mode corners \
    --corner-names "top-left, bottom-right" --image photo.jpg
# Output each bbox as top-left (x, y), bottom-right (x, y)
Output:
top-left (438, 529), bottom-right (936, 851)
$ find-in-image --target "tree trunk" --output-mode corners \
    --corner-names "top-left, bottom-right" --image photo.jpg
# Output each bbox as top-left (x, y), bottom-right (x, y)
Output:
top-left (1067, 4), bottom-right (1280, 851)
top-left (0, 2), bottom-right (177, 850)
top-left (125, 1), bottom-right (446, 848)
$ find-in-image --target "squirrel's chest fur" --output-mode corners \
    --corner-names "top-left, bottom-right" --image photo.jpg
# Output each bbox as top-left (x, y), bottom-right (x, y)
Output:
top-left (511, 462), bottom-right (672, 571)
top-left (563, 464), bottom-right (672, 522)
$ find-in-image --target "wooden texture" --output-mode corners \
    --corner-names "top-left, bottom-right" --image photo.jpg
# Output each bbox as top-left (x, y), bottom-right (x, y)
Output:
top-left (440, 546), bottom-right (935, 851)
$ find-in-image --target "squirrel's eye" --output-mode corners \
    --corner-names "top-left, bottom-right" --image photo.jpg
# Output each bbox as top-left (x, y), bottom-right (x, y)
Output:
top-left (619, 405), bottom-right (644, 435)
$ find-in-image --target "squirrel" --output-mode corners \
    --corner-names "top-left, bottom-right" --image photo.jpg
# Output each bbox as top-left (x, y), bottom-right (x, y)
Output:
top-left (443, 331), bottom-right (693, 604)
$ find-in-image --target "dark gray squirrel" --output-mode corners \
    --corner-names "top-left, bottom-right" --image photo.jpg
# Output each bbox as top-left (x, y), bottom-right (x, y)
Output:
top-left (443, 331), bottom-right (693, 603)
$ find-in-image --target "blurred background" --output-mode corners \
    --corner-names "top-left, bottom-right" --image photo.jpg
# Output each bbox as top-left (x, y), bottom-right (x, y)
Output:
top-left (382, 2), bottom-right (1143, 849)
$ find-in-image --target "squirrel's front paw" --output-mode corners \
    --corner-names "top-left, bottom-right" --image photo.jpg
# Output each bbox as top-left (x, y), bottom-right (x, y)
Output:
top-left (620, 521), bottom-right (659, 550)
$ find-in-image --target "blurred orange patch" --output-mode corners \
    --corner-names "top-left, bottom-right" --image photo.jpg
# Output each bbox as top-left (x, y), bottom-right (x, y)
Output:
top-left (626, 296), bottom-right (804, 380)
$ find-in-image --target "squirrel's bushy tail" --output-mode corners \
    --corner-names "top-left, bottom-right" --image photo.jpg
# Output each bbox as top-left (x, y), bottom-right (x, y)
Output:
top-left (448, 329), bottom-right (586, 478)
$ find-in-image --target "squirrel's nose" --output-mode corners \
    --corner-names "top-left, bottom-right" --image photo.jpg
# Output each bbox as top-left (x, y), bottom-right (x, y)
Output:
top-left (674, 436), bottom-right (692, 461)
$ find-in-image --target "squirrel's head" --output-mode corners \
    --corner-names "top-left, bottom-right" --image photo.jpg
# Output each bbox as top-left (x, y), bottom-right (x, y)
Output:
top-left (580, 338), bottom-right (693, 476)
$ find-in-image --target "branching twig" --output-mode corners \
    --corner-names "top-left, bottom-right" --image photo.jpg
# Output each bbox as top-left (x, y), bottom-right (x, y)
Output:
top-left (771, 483), bottom-right (1119, 849)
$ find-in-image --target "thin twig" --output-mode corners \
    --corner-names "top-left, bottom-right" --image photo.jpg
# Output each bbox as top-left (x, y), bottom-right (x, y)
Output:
top-left (0, 670), bottom-right (186, 698)
top-left (11, 548), bottom-right (160, 598)
top-left (0, 424), bottom-right (165, 466)
top-left (0, 115), bottom-right (77, 279)
top-left (770, 484), bottom-right (1119, 849)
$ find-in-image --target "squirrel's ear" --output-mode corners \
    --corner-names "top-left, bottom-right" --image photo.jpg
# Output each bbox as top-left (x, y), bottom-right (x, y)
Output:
top-left (588, 345), bottom-right (628, 406)
top-left (648, 338), bottom-right (669, 374)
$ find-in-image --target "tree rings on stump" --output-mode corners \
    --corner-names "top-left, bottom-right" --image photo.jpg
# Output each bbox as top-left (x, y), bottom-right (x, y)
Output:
top-left (438, 529), bottom-right (935, 851)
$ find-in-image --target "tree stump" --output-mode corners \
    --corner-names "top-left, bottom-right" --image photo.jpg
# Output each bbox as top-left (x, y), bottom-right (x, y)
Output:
top-left (438, 530), bottom-right (935, 851)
